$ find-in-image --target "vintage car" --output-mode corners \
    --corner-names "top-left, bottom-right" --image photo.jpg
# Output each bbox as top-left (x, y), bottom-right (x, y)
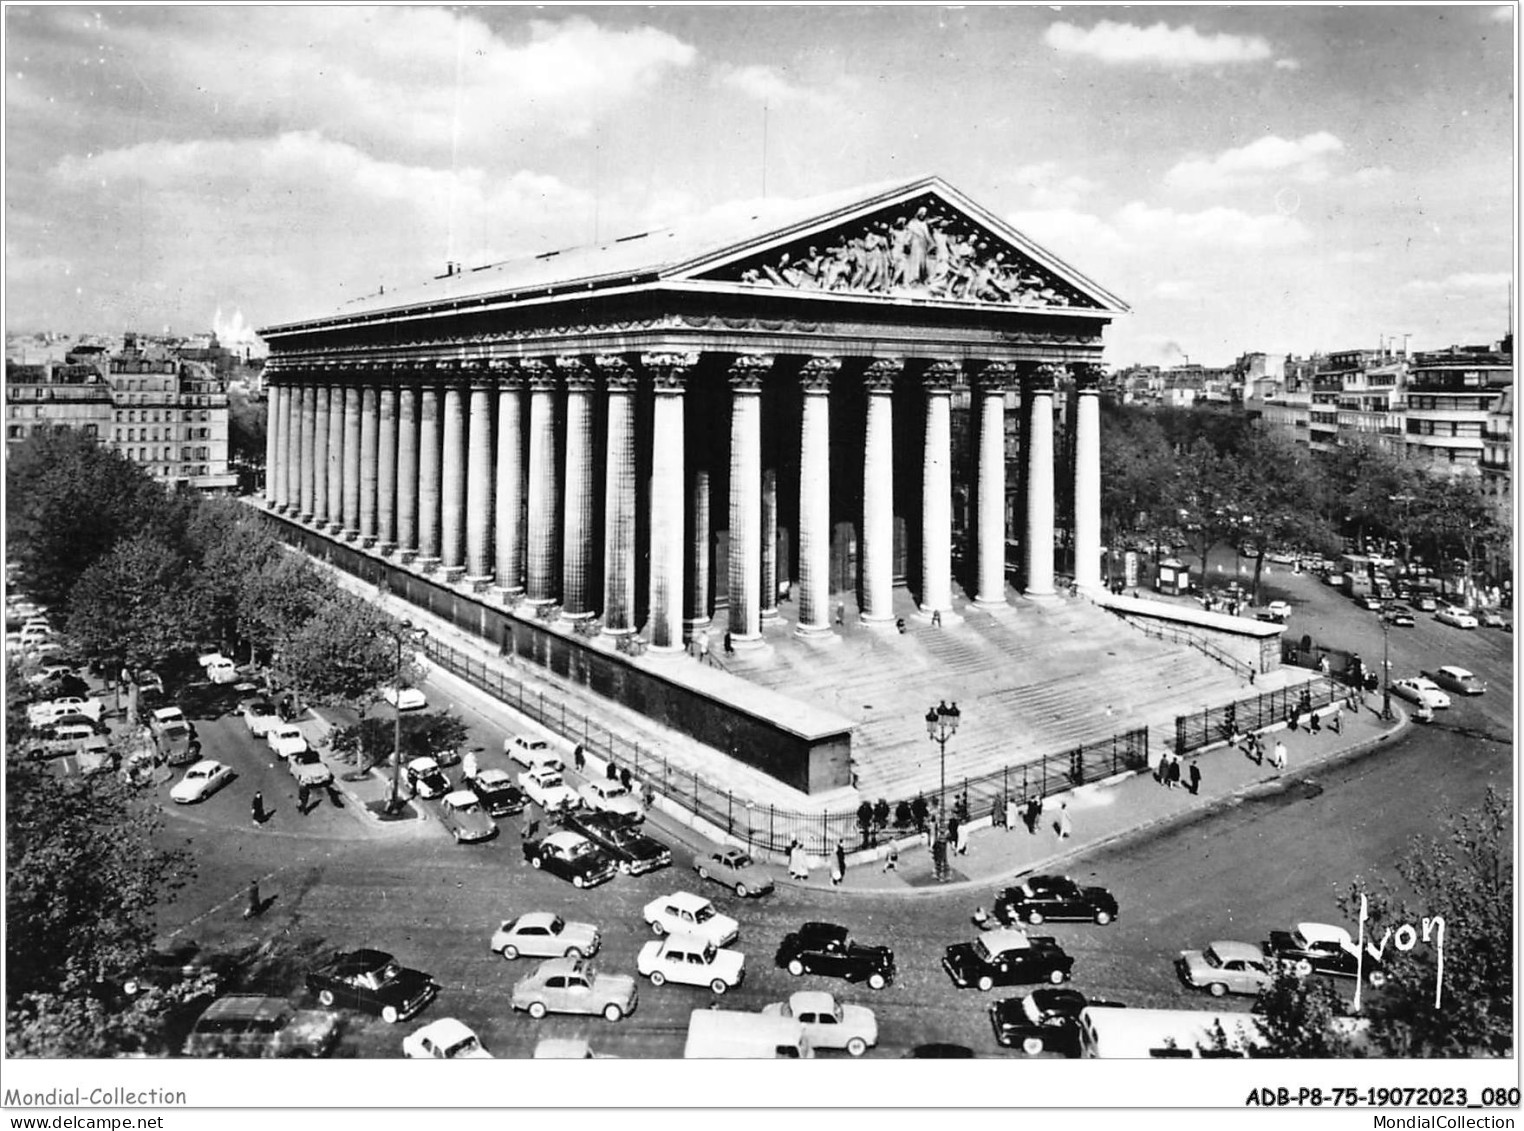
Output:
top-left (524, 830), bottom-right (617, 889)
top-left (241, 698), bottom-right (280, 737)
top-left (438, 790), bottom-right (497, 844)
top-left (402, 1017), bottom-right (492, 1059)
top-left (1262, 922), bottom-right (1387, 986)
top-left (170, 759), bottom-right (236, 804)
top-left (692, 846), bottom-right (776, 898)
top-left (287, 747), bottom-right (334, 789)
top-left (27, 695), bottom-right (104, 727)
top-left (1435, 606), bottom-right (1479, 629)
top-left (1391, 677), bottom-right (1451, 710)
top-left (993, 874), bottom-right (1119, 926)
top-left (988, 989), bottom-right (1126, 1056)
top-left (119, 939), bottom-right (238, 1001)
top-left (942, 927), bottom-right (1073, 991)
top-left (1421, 665), bottom-right (1486, 696)
top-left (1264, 600), bottom-right (1292, 623)
top-left (266, 724), bottom-right (307, 761)
top-left (636, 933), bottom-right (745, 994)
top-left (518, 765), bottom-right (579, 813)
top-left (577, 778), bottom-right (644, 823)
top-left (1477, 607), bottom-right (1508, 628)
top-left (183, 995), bottom-right (341, 1059)
top-left (491, 912), bottom-right (601, 961)
top-left (562, 810), bottom-right (673, 875)
top-left (1175, 940), bottom-right (1274, 997)
top-left (510, 957), bottom-right (637, 1022)
top-left (381, 686), bottom-right (427, 711)
top-left (506, 734), bottom-right (563, 770)
top-left (1382, 604), bottom-right (1416, 627)
top-left (762, 991), bottom-right (878, 1057)
top-left (467, 768), bottom-right (526, 817)
top-left (405, 756), bottom-right (451, 800)
top-left (305, 949), bottom-right (439, 1024)
top-left (774, 921), bottom-right (896, 989)
top-left (643, 891), bottom-right (739, 947)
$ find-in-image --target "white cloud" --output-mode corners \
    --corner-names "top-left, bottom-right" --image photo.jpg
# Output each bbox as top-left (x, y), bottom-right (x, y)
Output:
top-left (1401, 272), bottom-right (1512, 294)
top-left (1008, 162), bottom-right (1100, 209)
top-left (1114, 201), bottom-right (1310, 249)
top-left (717, 63), bottom-right (841, 109)
top-left (1164, 133), bottom-right (1344, 191)
top-left (1045, 19), bottom-right (1273, 67)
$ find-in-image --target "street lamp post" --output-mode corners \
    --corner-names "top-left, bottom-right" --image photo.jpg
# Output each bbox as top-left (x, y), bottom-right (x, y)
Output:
top-left (924, 700), bottom-right (961, 827)
top-left (1380, 617), bottom-right (1394, 722)
top-left (379, 621), bottom-right (428, 813)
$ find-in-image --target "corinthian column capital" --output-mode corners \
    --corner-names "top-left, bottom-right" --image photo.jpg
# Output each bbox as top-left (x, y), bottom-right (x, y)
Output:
top-left (799, 356), bottom-right (840, 394)
top-left (595, 354), bottom-right (637, 392)
top-left (979, 361), bottom-right (1018, 395)
top-left (641, 352), bottom-right (700, 391)
top-left (727, 353), bottom-right (772, 392)
top-left (556, 355), bottom-right (596, 393)
top-left (521, 358), bottom-right (556, 393)
top-left (922, 359), bottom-right (960, 393)
top-left (863, 357), bottom-right (902, 392)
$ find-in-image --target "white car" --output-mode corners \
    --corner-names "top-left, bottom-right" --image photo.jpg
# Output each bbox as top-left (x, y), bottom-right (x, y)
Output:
top-left (636, 933), bottom-right (745, 995)
top-left (506, 734), bottom-right (563, 770)
top-left (382, 686), bottom-right (427, 711)
top-left (401, 1018), bottom-right (492, 1060)
top-left (27, 695), bottom-right (105, 727)
top-left (151, 706), bottom-right (187, 730)
top-left (762, 991), bottom-right (878, 1057)
top-left (1265, 600), bottom-right (1291, 623)
top-left (1435, 606), bottom-right (1479, 629)
top-left (519, 766), bottom-right (579, 812)
top-left (204, 657), bottom-right (240, 685)
top-left (578, 778), bottom-right (644, 822)
top-left (642, 891), bottom-right (739, 947)
top-left (170, 759), bottom-right (236, 804)
top-left (491, 913), bottom-right (602, 961)
top-left (266, 724), bottom-right (308, 760)
top-left (241, 699), bottom-right (280, 737)
top-left (1391, 677), bottom-right (1451, 711)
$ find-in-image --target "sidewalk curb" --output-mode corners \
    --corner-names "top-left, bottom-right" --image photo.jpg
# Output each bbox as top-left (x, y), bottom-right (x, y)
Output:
top-left (306, 708), bottom-right (431, 830)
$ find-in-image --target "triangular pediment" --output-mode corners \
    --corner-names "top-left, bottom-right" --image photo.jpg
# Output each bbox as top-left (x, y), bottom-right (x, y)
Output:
top-left (666, 177), bottom-right (1127, 314)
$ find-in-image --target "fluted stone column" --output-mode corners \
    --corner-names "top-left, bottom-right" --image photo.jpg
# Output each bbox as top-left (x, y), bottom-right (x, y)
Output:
top-left (559, 358), bottom-right (596, 620)
top-left (283, 380), bottom-right (300, 514)
top-left (264, 377), bottom-right (281, 506)
top-left (396, 385), bottom-right (420, 562)
top-left (760, 469), bottom-right (779, 624)
top-left (358, 383), bottom-right (380, 547)
top-left (920, 361), bottom-right (957, 618)
top-left (492, 364), bottom-right (526, 597)
top-left (727, 355), bottom-right (769, 647)
top-left (1073, 370), bottom-right (1103, 592)
top-left (464, 369), bottom-right (495, 587)
top-left (439, 372), bottom-right (468, 579)
top-left (417, 381), bottom-right (443, 571)
top-left (1024, 366), bottom-right (1058, 596)
top-left (525, 361), bottom-right (559, 606)
top-left (685, 470), bottom-right (712, 634)
top-left (975, 364), bottom-right (1014, 608)
top-left (325, 382), bottom-right (344, 531)
top-left (312, 385), bottom-right (331, 528)
top-left (340, 383), bottom-right (362, 541)
top-left (861, 358), bottom-right (900, 624)
top-left (795, 357), bottom-right (838, 638)
top-left (644, 353), bottom-right (696, 651)
top-left (376, 382), bottom-right (398, 554)
top-left (600, 357), bottom-right (637, 635)
top-left (301, 383), bottom-right (319, 521)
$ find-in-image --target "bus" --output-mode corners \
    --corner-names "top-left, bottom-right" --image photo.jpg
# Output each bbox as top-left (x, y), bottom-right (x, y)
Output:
top-left (1077, 1007), bottom-right (1266, 1059)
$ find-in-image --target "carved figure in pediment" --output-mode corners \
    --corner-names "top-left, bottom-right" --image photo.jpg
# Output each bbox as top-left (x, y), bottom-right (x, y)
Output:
top-left (903, 206), bottom-right (932, 286)
top-left (861, 225), bottom-right (890, 292)
top-left (797, 246), bottom-right (824, 289)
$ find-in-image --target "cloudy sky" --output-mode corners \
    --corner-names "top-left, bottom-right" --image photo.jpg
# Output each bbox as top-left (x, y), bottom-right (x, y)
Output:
top-left (4, 4), bottom-right (1514, 365)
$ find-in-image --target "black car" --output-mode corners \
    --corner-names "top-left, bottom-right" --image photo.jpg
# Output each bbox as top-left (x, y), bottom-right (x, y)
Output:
top-left (562, 810), bottom-right (673, 875)
top-left (774, 921), bottom-right (896, 990)
top-left (1262, 923), bottom-right (1387, 986)
top-left (523, 830), bottom-right (618, 889)
top-left (466, 768), bottom-right (527, 817)
top-left (119, 940), bottom-right (238, 1001)
top-left (943, 928), bottom-right (1073, 990)
top-left (994, 874), bottom-right (1119, 926)
top-left (989, 989), bottom-right (1126, 1056)
top-left (305, 949), bottom-right (439, 1024)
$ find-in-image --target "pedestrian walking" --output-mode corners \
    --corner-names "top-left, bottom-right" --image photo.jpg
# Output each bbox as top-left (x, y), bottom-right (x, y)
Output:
top-left (835, 601), bottom-right (846, 626)
top-left (955, 819), bottom-right (970, 856)
top-left (723, 630), bottom-right (734, 656)
top-left (250, 790), bottom-right (264, 826)
top-left (954, 792), bottom-right (970, 823)
top-left (1005, 795), bottom-right (1019, 833)
top-left (244, 879), bottom-right (261, 920)
top-left (990, 797), bottom-right (1004, 830)
top-left (857, 801), bottom-right (874, 846)
top-left (298, 782), bottom-right (310, 814)
top-left (573, 744), bottom-right (585, 773)
top-left (873, 798), bottom-right (890, 834)
top-left (883, 840), bottom-right (899, 872)
top-left (641, 781), bottom-right (656, 810)
top-left (1310, 710), bottom-right (1322, 734)
top-left (1024, 795), bottom-right (1042, 835)
top-left (1330, 705), bottom-right (1343, 735)
top-left (911, 794), bottom-right (929, 837)
top-left (1056, 801), bottom-right (1072, 839)
top-left (1167, 755), bottom-right (1182, 790)
top-left (461, 749), bottom-right (478, 781)
top-left (606, 760), bottom-right (619, 782)
top-left (833, 841), bottom-right (846, 887)
top-left (1272, 739), bottom-right (1288, 774)
top-left (1187, 761), bottom-right (1202, 795)
top-left (931, 608), bottom-right (942, 627)
top-left (620, 766), bottom-right (633, 792)
top-left (946, 815), bottom-right (960, 852)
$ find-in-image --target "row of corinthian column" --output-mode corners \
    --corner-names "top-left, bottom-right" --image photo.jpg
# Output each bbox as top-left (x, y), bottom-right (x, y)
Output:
top-left (264, 354), bottom-right (1104, 650)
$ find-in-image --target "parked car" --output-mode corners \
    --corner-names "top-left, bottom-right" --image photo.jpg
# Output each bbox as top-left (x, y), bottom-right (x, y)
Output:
top-left (774, 921), bottom-right (896, 989)
top-left (563, 810), bottom-right (673, 875)
top-left (1358, 594), bottom-right (1384, 611)
top-left (506, 734), bottom-right (563, 770)
top-left (1175, 940), bottom-right (1273, 997)
top-left (381, 686), bottom-right (427, 711)
top-left (643, 891), bottom-right (739, 947)
top-left (1265, 600), bottom-right (1291, 623)
top-left (287, 748), bottom-right (334, 789)
top-left (241, 698), bottom-right (280, 737)
top-left (1435, 606), bottom-right (1479, 629)
top-left (171, 759), bottom-right (237, 804)
top-left (305, 949), bottom-right (439, 1024)
top-left (518, 765), bottom-right (579, 812)
top-left (466, 767), bottom-right (526, 817)
top-left (993, 874), bottom-right (1119, 926)
top-left (491, 912), bottom-right (601, 961)
top-left (1391, 677), bottom-right (1451, 710)
top-left (693, 846), bottom-right (776, 898)
top-left (762, 991), bottom-right (877, 1057)
top-left (1261, 922), bottom-right (1387, 986)
top-left (942, 928), bottom-right (1073, 991)
top-left (402, 1017), bottom-right (492, 1059)
top-left (184, 995), bottom-right (341, 1059)
top-left (27, 695), bottom-right (104, 727)
top-left (405, 756), bottom-right (450, 800)
top-left (510, 957), bottom-right (638, 1022)
top-left (266, 724), bottom-right (307, 760)
top-left (1382, 605), bottom-right (1415, 627)
top-left (120, 940), bottom-right (237, 1000)
top-left (155, 718), bottom-right (201, 766)
top-left (524, 830), bottom-right (618, 889)
top-left (1414, 594), bottom-right (1440, 612)
top-left (204, 657), bottom-right (240, 685)
top-left (989, 989), bottom-right (1126, 1056)
top-left (438, 790), bottom-right (497, 844)
top-left (578, 778), bottom-right (645, 823)
top-left (1422, 665), bottom-right (1486, 696)
top-left (637, 933), bottom-right (745, 995)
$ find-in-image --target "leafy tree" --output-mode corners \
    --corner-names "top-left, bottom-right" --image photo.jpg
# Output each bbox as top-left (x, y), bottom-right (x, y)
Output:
top-left (63, 533), bottom-right (202, 679)
top-left (276, 592), bottom-right (408, 712)
top-left (1235, 427), bottom-right (1338, 600)
top-left (1253, 970), bottom-right (1362, 1057)
top-left (331, 710), bottom-right (468, 772)
top-left (1171, 437), bottom-right (1247, 570)
top-left (237, 552), bottom-right (336, 668)
top-left (1100, 405), bottom-right (1175, 568)
top-left (227, 389), bottom-right (268, 468)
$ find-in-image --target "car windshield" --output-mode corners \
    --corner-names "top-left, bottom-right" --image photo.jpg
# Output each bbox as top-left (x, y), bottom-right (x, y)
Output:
top-left (376, 960), bottom-right (401, 983)
top-left (693, 904), bottom-right (715, 923)
top-left (540, 773), bottom-right (564, 787)
top-left (973, 938), bottom-right (997, 963)
top-left (564, 840), bottom-right (593, 858)
top-left (728, 854), bottom-right (753, 868)
top-left (1022, 996), bottom-right (1044, 1026)
top-left (446, 1036), bottom-right (480, 1057)
top-left (1202, 946), bottom-right (1224, 968)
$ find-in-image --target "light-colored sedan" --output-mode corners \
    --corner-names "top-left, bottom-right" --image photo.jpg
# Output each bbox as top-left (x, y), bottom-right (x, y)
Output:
top-left (241, 699), bottom-right (279, 737)
top-left (1435, 606), bottom-right (1479, 629)
top-left (578, 778), bottom-right (644, 822)
top-left (693, 846), bottom-right (776, 898)
top-left (1422, 666), bottom-right (1486, 696)
top-left (382, 686), bottom-right (427, 711)
top-left (506, 734), bottom-right (563, 770)
top-left (438, 790), bottom-right (496, 843)
top-left (28, 695), bottom-right (104, 727)
top-left (1391, 677), bottom-right (1451, 710)
top-left (643, 891), bottom-right (739, 947)
top-left (491, 912), bottom-right (601, 961)
top-left (636, 934), bottom-right (745, 995)
top-left (406, 757), bottom-right (451, 800)
top-left (519, 766), bottom-right (579, 812)
top-left (266, 725), bottom-right (307, 760)
top-left (402, 1018), bottom-right (492, 1059)
top-left (170, 759), bottom-right (236, 804)
top-left (762, 991), bottom-right (878, 1057)
top-left (510, 957), bottom-right (638, 1022)
top-left (1175, 940), bottom-right (1273, 997)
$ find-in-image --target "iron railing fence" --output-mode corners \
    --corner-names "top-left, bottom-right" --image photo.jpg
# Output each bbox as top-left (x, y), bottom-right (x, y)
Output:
top-left (1173, 674), bottom-right (1343, 756)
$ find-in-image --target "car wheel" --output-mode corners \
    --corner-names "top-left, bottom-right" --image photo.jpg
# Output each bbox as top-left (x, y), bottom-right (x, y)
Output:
top-left (619, 860), bottom-right (632, 875)
top-left (1048, 968), bottom-right (1068, 985)
top-left (565, 947), bottom-right (584, 960)
top-left (1293, 959), bottom-right (1313, 978)
top-left (648, 971), bottom-right (666, 987)
top-left (1027, 910), bottom-right (1045, 926)
top-left (735, 883), bottom-right (749, 898)
top-left (527, 1001), bottom-right (547, 1020)
top-left (531, 856), bottom-right (543, 869)
top-left (381, 1005), bottom-right (400, 1024)
top-left (1023, 1037), bottom-right (1045, 1056)
top-left (697, 867), bottom-right (709, 881)
top-left (123, 979), bottom-right (141, 996)
top-left (846, 1037), bottom-right (868, 1057)
top-left (787, 959), bottom-right (805, 977)
top-left (603, 1003), bottom-right (624, 1022)
top-left (710, 978), bottom-right (729, 995)
top-left (868, 972), bottom-right (887, 991)
top-left (573, 875), bottom-right (586, 889)
top-left (1368, 970), bottom-right (1387, 988)
top-left (1094, 910), bottom-right (1113, 926)
top-left (500, 945), bottom-right (519, 961)
top-left (1209, 982), bottom-right (1227, 998)
top-left (318, 989), bottom-right (336, 1008)
top-left (650, 921), bottom-right (666, 937)
top-left (977, 975), bottom-right (994, 992)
